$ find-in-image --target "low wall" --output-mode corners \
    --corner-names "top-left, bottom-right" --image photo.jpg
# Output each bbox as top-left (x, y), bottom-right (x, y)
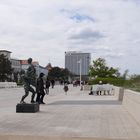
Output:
top-left (0, 82), bottom-right (17, 88)
top-left (122, 89), bottom-right (140, 125)
top-left (113, 87), bottom-right (140, 125)
top-left (0, 135), bottom-right (131, 140)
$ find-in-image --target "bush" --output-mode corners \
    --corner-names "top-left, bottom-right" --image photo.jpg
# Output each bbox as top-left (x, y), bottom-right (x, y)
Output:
top-left (88, 77), bottom-right (126, 87)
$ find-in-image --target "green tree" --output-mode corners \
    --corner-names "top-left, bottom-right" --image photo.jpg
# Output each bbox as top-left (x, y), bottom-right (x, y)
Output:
top-left (89, 58), bottom-right (120, 78)
top-left (0, 54), bottom-right (13, 81)
top-left (130, 74), bottom-right (140, 82)
top-left (61, 68), bottom-right (70, 80)
top-left (48, 67), bottom-right (70, 80)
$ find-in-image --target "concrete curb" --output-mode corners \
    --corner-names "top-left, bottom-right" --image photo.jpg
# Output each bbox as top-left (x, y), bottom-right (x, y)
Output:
top-left (0, 135), bottom-right (136, 140)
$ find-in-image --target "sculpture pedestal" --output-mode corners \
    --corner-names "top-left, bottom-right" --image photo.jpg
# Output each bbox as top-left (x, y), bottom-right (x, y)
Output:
top-left (16, 103), bottom-right (39, 113)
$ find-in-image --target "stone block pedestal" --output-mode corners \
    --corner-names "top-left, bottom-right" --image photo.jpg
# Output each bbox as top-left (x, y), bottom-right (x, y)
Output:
top-left (118, 87), bottom-right (124, 101)
top-left (16, 103), bottom-right (39, 113)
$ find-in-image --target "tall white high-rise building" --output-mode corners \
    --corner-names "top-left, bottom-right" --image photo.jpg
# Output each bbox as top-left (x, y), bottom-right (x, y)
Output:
top-left (65, 51), bottom-right (91, 76)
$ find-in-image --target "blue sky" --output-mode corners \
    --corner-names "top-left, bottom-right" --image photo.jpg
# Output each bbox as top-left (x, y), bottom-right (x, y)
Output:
top-left (0, 0), bottom-right (140, 75)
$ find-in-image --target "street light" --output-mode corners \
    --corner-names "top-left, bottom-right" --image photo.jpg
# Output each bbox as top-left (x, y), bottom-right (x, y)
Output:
top-left (77, 59), bottom-right (82, 89)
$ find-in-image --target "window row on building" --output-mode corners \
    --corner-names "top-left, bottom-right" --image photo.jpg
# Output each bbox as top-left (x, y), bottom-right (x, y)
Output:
top-left (65, 51), bottom-right (91, 76)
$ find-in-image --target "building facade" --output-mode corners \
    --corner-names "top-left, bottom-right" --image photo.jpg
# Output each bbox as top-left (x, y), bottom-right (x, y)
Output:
top-left (11, 58), bottom-right (21, 72)
top-left (65, 51), bottom-right (91, 76)
top-left (0, 50), bottom-right (21, 73)
top-left (20, 60), bottom-right (48, 77)
top-left (0, 50), bottom-right (48, 82)
top-left (0, 50), bottom-right (11, 59)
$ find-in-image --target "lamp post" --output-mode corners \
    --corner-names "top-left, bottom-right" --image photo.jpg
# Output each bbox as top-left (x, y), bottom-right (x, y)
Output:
top-left (77, 59), bottom-right (82, 88)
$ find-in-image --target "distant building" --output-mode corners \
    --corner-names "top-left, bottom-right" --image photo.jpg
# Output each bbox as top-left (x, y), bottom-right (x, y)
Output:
top-left (0, 49), bottom-right (48, 82)
top-left (0, 50), bottom-right (21, 73)
top-left (46, 63), bottom-right (52, 72)
top-left (39, 65), bottom-right (48, 76)
top-left (11, 58), bottom-right (21, 72)
top-left (65, 51), bottom-right (91, 76)
top-left (20, 60), bottom-right (39, 72)
top-left (20, 60), bottom-right (48, 77)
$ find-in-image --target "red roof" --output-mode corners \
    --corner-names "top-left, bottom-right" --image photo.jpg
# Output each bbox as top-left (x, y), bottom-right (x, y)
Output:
top-left (20, 60), bottom-right (39, 65)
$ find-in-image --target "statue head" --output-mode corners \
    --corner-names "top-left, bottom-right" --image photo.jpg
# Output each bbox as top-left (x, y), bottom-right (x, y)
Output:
top-left (27, 58), bottom-right (32, 64)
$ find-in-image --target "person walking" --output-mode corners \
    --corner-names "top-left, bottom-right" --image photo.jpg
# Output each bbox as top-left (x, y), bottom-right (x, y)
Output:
top-left (45, 78), bottom-right (50, 95)
top-left (51, 79), bottom-right (55, 88)
top-left (64, 83), bottom-right (69, 95)
top-left (36, 73), bottom-right (46, 104)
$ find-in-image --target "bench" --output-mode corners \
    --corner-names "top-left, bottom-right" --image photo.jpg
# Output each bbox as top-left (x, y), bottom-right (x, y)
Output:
top-left (90, 84), bottom-right (114, 95)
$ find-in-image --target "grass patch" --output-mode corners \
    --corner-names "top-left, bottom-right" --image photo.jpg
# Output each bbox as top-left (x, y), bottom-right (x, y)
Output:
top-left (124, 82), bottom-right (140, 93)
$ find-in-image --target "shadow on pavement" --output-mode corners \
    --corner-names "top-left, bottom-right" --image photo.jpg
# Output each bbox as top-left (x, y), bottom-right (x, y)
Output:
top-left (47, 100), bottom-right (122, 106)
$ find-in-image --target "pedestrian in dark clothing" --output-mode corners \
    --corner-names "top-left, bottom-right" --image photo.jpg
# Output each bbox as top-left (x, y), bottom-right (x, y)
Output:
top-left (51, 79), bottom-right (55, 88)
top-left (60, 80), bottom-right (63, 85)
top-left (89, 86), bottom-right (93, 95)
top-left (45, 79), bottom-right (50, 95)
top-left (64, 83), bottom-right (69, 95)
top-left (36, 73), bottom-right (46, 104)
top-left (97, 81), bottom-right (103, 95)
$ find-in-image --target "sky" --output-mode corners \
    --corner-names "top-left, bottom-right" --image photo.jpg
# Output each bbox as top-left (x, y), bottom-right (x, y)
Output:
top-left (0, 0), bottom-right (140, 75)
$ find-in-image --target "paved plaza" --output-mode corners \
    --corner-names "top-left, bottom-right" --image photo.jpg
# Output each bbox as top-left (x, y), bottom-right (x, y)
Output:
top-left (0, 85), bottom-right (140, 140)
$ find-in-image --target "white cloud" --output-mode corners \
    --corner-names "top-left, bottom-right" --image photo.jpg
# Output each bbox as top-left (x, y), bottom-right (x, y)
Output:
top-left (0, 0), bottom-right (140, 74)
top-left (68, 27), bottom-right (104, 41)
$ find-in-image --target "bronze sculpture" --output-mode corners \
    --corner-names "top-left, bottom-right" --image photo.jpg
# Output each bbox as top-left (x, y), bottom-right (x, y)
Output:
top-left (20, 58), bottom-right (36, 103)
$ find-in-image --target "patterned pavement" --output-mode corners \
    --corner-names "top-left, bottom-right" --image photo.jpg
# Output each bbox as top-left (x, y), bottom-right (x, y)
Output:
top-left (0, 85), bottom-right (140, 140)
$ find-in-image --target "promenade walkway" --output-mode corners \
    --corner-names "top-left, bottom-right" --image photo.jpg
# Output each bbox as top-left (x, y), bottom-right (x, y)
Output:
top-left (0, 85), bottom-right (140, 140)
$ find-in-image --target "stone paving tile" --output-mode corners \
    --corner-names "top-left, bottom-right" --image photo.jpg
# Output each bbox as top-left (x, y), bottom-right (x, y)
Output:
top-left (0, 85), bottom-right (140, 140)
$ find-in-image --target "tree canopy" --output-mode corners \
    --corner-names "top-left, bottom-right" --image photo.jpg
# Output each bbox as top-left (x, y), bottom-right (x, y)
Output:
top-left (48, 67), bottom-right (70, 81)
top-left (0, 54), bottom-right (13, 81)
top-left (89, 58), bottom-right (120, 78)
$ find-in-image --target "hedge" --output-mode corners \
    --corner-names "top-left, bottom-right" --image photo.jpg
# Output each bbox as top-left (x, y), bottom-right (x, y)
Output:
top-left (88, 77), bottom-right (132, 87)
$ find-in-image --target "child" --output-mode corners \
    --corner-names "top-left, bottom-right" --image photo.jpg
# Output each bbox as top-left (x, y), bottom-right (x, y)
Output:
top-left (64, 83), bottom-right (69, 95)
